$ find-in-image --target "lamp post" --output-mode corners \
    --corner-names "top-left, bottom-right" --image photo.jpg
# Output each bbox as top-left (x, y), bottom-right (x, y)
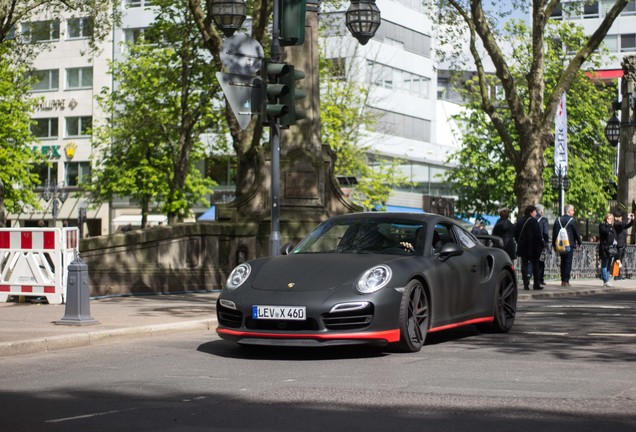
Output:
top-left (550, 166), bottom-right (570, 216)
top-left (211, 0), bottom-right (381, 256)
top-left (42, 178), bottom-right (68, 226)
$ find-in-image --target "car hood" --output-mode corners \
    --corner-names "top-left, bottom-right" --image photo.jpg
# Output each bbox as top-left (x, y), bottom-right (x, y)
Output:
top-left (250, 253), bottom-right (410, 291)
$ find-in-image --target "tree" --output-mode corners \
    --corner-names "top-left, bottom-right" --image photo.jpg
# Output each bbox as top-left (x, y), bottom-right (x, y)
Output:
top-left (88, 1), bottom-right (219, 227)
top-left (0, 43), bottom-right (44, 226)
top-left (431, 0), bottom-right (629, 211)
top-left (445, 19), bottom-right (617, 219)
top-left (187, 0), bottom-right (271, 199)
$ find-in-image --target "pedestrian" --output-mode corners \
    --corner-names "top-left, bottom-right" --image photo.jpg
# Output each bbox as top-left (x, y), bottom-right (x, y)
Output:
top-left (514, 205), bottom-right (544, 290)
top-left (478, 222), bottom-right (488, 235)
top-left (471, 220), bottom-right (482, 235)
top-left (552, 204), bottom-right (582, 286)
top-left (613, 210), bottom-right (634, 280)
top-left (599, 213), bottom-right (618, 287)
top-left (535, 204), bottom-right (550, 286)
top-left (492, 207), bottom-right (516, 260)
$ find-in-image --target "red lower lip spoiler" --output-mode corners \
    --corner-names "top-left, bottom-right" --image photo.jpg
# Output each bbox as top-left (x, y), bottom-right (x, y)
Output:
top-left (217, 328), bottom-right (401, 343)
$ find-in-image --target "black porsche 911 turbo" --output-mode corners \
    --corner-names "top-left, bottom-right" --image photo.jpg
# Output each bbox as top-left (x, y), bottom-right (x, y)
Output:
top-left (216, 212), bottom-right (517, 352)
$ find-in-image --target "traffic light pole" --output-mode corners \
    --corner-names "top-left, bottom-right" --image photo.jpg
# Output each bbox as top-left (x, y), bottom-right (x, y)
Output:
top-left (269, 0), bottom-right (282, 256)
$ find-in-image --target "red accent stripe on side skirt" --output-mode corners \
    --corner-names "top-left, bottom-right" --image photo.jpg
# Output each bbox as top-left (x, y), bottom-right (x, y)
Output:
top-left (217, 328), bottom-right (401, 343)
top-left (428, 316), bottom-right (494, 333)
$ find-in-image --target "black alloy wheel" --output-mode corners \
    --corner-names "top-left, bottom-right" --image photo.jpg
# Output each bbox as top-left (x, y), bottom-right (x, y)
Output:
top-left (478, 270), bottom-right (517, 333)
top-left (392, 279), bottom-right (429, 352)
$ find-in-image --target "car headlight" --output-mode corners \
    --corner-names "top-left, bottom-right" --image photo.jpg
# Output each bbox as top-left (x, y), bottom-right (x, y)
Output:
top-left (226, 263), bottom-right (251, 290)
top-left (357, 265), bottom-right (392, 293)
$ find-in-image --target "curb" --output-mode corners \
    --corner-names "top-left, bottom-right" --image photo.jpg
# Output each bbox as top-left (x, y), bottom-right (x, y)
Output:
top-left (518, 286), bottom-right (636, 300)
top-left (0, 318), bottom-right (217, 358)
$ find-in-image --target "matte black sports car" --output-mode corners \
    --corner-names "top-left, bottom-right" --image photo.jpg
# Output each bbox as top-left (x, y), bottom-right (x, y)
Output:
top-left (216, 212), bottom-right (517, 352)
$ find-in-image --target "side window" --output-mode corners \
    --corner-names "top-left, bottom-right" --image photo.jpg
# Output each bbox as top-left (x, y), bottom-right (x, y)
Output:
top-left (432, 223), bottom-right (452, 252)
top-left (453, 226), bottom-right (478, 249)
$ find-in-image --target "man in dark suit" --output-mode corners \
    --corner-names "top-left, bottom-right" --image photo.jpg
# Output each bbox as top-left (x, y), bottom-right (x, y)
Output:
top-left (552, 204), bottom-right (582, 286)
top-left (515, 205), bottom-right (544, 290)
top-left (535, 204), bottom-right (550, 286)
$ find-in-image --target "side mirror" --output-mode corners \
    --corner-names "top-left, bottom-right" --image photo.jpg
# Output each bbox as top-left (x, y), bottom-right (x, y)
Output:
top-left (280, 242), bottom-right (295, 255)
top-left (438, 242), bottom-right (463, 261)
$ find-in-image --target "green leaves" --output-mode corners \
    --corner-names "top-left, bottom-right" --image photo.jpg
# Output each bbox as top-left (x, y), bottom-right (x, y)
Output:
top-left (87, 3), bottom-right (219, 226)
top-left (0, 44), bottom-right (44, 222)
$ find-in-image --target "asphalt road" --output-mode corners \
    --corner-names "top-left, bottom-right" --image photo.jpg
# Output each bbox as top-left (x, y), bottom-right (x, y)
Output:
top-left (0, 292), bottom-right (634, 432)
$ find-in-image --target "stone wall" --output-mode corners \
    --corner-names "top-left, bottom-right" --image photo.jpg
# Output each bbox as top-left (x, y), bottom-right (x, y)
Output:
top-left (79, 222), bottom-right (259, 296)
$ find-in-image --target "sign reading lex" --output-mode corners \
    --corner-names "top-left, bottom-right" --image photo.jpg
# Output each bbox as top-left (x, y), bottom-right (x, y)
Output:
top-left (32, 145), bottom-right (62, 159)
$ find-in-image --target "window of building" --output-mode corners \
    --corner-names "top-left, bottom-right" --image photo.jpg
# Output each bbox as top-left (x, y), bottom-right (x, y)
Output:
top-left (126, 0), bottom-right (154, 7)
top-left (373, 21), bottom-right (431, 57)
top-left (123, 28), bottom-right (144, 44)
top-left (67, 17), bottom-right (94, 39)
top-left (32, 163), bottom-right (59, 187)
top-left (66, 116), bottom-right (92, 137)
top-left (623, 0), bottom-right (636, 15)
top-left (21, 20), bottom-right (60, 43)
top-left (65, 162), bottom-right (91, 186)
top-left (31, 118), bottom-right (59, 139)
top-left (206, 155), bottom-right (236, 186)
top-left (66, 67), bottom-right (93, 89)
top-left (603, 34), bottom-right (619, 51)
top-left (621, 34), bottom-right (636, 52)
top-left (367, 61), bottom-right (430, 98)
top-left (582, 1), bottom-right (600, 18)
top-left (31, 69), bottom-right (59, 91)
top-left (369, 108), bottom-right (431, 141)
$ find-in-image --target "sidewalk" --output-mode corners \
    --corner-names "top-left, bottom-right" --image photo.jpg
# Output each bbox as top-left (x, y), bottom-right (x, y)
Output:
top-left (0, 292), bottom-right (219, 358)
top-left (1, 279), bottom-right (635, 358)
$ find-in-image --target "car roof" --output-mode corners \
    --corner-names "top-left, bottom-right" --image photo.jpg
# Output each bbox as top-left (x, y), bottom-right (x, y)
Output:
top-left (327, 212), bottom-right (461, 226)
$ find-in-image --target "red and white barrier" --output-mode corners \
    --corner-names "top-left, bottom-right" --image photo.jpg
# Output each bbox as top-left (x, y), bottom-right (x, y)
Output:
top-left (0, 228), bottom-right (80, 304)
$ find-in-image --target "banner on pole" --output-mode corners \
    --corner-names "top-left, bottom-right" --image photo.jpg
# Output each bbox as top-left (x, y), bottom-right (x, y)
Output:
top-left (554, 93), bottom-right (568, 174)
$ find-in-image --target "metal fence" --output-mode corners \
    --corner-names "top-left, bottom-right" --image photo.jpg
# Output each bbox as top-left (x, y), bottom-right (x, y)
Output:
top-left (515, 242), bottom-right (636, 281)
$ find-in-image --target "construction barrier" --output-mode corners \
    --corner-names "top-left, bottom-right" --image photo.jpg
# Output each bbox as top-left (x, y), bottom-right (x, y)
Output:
top-left (0, 228), bottom-right (79, 304)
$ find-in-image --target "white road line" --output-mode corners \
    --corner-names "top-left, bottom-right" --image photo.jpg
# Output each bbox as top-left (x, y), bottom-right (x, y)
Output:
top-left (45, 408), bottom-right (136, 423)
top-left (523, 331), bottom-right (569, 336)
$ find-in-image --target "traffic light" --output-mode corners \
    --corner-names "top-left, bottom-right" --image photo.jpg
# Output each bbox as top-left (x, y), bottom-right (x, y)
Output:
top-left (279, 65), bottom-right (306, 127)
top-left (280, 0), bottom-right (306, 46)
top-left (263, 61), bottom-right (291, 122)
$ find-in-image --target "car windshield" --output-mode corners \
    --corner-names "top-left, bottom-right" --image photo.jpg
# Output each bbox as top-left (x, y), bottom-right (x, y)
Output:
top-left (292, 218), bottom-right (426, 256)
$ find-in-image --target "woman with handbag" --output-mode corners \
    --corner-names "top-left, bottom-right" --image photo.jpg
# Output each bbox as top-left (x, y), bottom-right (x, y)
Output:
top-left (599, 213), bottom-right (618, 287)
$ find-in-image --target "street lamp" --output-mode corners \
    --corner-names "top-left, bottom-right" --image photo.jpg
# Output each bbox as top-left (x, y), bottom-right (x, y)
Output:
top-left (346, 0), bottom-right (381, 45)
top-left (42, 178), bottom-right (68, 226)
top-left (605, 91), bottom-right (636, 147)
top-left (210, 0), bottom-right (247, 37)
top-left (550, 165), bottom-right (570, 216)
top-left (604, 100), bottom-right (621, 147)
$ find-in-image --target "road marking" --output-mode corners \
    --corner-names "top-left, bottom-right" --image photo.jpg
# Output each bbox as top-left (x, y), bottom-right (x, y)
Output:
top-left (524, 331), bottom-right (569, 336)
top-left (588, 333), bottom-right (636, 337)
top-left (46, 408), bottom-right (136, 423)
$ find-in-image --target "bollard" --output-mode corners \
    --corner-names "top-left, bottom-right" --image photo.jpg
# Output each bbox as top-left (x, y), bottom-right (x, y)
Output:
top-left (55, 254), bottom-right (99, 326)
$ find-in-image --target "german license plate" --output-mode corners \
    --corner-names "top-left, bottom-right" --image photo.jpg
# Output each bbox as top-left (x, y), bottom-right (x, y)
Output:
top-left (252, 305), bottom-right (306, 320)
